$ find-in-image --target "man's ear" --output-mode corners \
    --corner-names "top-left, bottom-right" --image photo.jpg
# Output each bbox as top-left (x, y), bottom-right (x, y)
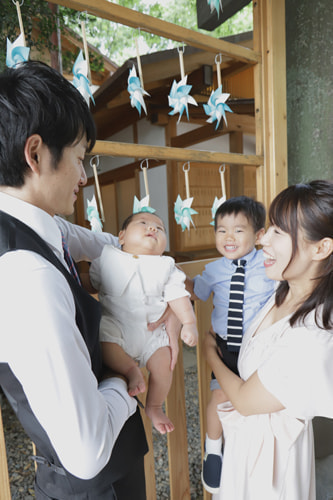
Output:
top-left (24, 134), bottom-right (43, 174)
top-left (255, 228), bottom-right (265, 245)
top-left (118, 229), bottom-right (125, 246)
top-left (312, 238), bottom-right (333, 261)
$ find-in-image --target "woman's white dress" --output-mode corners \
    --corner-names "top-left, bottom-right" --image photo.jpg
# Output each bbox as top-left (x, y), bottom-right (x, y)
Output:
top-left (214, 294), bottom-right (333, 500)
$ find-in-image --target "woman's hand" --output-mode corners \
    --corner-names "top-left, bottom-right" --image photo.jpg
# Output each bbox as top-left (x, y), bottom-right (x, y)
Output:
top-left (203, 329), bottom-right (220, 368)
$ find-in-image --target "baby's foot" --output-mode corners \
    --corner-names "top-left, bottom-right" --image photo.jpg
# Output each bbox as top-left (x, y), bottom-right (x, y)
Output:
top-left (125, 365), bottom-right (146, 397)
top-left (145, 405), bottom-right (175, 434)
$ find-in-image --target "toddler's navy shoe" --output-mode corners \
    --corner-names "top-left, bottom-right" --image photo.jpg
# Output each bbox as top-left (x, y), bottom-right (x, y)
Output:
top-left (201, 451), bottom-right (222, 494)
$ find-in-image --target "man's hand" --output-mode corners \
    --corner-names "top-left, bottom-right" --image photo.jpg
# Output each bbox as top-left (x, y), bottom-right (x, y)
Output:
top-left (148, 306), bottom-right (181, 371)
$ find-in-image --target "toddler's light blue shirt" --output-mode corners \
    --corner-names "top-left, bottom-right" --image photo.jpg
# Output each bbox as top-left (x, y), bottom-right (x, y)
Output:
top-left (193, 248), bottom-right (275, 339)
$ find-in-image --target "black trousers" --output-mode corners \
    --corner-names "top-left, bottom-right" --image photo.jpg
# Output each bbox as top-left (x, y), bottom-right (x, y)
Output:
top-left (212, 336), bottom-right (240, 379)
top-left (34, 456), bottom-right (146, 500)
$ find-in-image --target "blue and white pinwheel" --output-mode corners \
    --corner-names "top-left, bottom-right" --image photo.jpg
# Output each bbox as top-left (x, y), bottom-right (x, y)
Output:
top-left (210, 195), bottom-right (226, 226)
top-left (127, 65), bottom-right (150, 116)
top-left (207, 0), bottom-right (223, 17)
top-left (174, 195), bottom-right (198, 231)
top-left (6, 34), bottom-right (30, 68)
top-left (204, 85), bottom-right (233, 130)
top-left (87, 195), bottom-right (103, 233)
top-left (168, 76), bottom-right (198, 122)
top-left (72, 50), bottom-right (95, 106)
top-left (133, 195), bottom-right (156, 214)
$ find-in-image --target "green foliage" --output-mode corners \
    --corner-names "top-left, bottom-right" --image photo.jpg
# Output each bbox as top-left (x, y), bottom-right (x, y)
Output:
top-left (0, 0), bottom-right (252, 71)
top-left (0, 1), bottom-right (103, 72)
top-left (73, 0), bottom-right (253, 66)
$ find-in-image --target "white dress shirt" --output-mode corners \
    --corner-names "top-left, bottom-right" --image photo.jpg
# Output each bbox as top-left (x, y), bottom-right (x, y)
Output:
top-left (0, 192), bottom-right (136, 480)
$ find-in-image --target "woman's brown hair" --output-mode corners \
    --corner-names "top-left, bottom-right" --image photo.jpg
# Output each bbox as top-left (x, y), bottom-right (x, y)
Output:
top-left (269, 180), bottom-right (333, 329)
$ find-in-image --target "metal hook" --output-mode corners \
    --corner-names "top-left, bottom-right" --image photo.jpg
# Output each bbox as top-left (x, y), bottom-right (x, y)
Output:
top-left (215, 53), bottom-right (223, 65)
top-left (90, 155), bottom-right (100, 169)
top-left (12, 0), bottom-right (24, 6)
top-left (177, 43), bottom-right (185, 54)
top-left (140, 158), bottom-right (149, 170)
top-left (77, 10), bottom-right (89, 24)
top-left (182, 161), bottom-right (190, 172)
top-left (219, 164), bottom-right (226, 173)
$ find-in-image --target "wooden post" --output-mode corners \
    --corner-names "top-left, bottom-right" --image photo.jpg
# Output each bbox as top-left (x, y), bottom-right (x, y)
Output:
top-left (0, 406), bottom-right (11, 500)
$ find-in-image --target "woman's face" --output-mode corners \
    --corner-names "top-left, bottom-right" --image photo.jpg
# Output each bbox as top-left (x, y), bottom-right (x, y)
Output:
top-left (260, 225), bottom-right (319, 284)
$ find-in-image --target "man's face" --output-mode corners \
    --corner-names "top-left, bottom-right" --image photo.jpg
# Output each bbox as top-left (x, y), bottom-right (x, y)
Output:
top-left (35, 136), bottom-right (87, 217)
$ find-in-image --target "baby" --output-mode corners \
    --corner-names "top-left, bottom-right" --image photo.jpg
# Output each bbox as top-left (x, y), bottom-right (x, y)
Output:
top-left (89, 211), bottom-right (198, 434)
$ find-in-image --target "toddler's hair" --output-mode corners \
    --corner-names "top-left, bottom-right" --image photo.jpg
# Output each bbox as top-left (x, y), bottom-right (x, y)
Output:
top-left (214, 196), bottom-right (266, 232)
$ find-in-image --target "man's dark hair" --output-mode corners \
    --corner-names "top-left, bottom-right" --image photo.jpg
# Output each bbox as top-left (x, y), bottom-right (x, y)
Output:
top-left (214, 195), bottom-right (266, 232)
top-left (0, 61), bottom-right (96, 187)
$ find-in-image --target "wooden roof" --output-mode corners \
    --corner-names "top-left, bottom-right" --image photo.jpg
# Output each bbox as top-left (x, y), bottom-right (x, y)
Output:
top-left (92, 32), bottom-right (255, 139)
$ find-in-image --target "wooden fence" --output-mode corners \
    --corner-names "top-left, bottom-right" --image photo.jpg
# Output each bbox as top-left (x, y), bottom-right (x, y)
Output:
top-left (0, 259), bottom-right (215, 500)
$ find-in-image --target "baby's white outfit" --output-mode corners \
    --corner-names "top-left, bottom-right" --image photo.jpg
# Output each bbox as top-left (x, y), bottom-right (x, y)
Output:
top-left (90, 245), bottom-right (189, 366)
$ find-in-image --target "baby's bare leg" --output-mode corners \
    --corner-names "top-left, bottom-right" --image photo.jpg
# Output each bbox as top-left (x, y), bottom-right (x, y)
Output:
top-left (101, 342), bottom-right (146, 397)
top-left (145, 346), bottom-right (174, 434)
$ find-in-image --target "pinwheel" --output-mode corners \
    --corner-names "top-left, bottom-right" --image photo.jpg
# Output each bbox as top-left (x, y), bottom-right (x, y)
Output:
top-left (133, 195), bottom-right (156, 214)
top-left (207, 0), bottom-right (223, 17)
top-left (72, 50), bottom-right (95, 105)
top-left (204, 54), bottom-right (232, 129)
top-left (6, 34), bottom-right (30, 68)
top-left (132, 159), bottom-right (156, 213)
top-left (174, 195), bottom-right (198, 231)
top-left (210, 164), bottom-right (227, 225)
top-left (127, 65), bottom-right (150, 116)
top-left (87, 195), bottom-right (103, 233)
top-left (6, 2), bottom-right (29, 68)
top-left (174, 162), bottom-right (198, 231)
top-left (168, 46), bottom-right (198, 122)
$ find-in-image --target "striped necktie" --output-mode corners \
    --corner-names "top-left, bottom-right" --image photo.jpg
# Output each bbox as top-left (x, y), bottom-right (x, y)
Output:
top-left (227, 259), bottom-right (246, 352)
top-left (61, 231), bottom-right (81, 285)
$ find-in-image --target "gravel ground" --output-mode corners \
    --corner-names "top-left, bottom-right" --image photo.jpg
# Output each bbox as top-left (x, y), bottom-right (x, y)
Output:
top-left (1, 361), bottom-right (204, 499)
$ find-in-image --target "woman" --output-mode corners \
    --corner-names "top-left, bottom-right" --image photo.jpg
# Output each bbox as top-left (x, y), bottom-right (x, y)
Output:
top-left (204, 180), bottom-right (333, 500)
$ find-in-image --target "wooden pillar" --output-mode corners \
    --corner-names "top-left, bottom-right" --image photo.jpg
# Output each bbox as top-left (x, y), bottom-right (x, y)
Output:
top-left (253, 0), bottom-right (288, 208)
top-left (228, 132), bottom-right (244, 197)
top-left (165, 117), bottom-right (178, 257)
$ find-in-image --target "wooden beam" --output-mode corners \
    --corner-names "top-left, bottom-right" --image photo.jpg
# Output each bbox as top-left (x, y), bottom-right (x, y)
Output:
top-left (47, 0), bottom-right (260, 64)
top-left (91, 140), bottom-right (264, 166)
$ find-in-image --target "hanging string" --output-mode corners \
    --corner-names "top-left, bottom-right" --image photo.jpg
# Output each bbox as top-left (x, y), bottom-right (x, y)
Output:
top-left (219, 163), bottom-right (226, 199)
top-left (13, 0), bottom-right (26, 46)
top-left (135, 31), bottom-right (144, 88)
top-left (140, 158), bottom-right (150, 199)
top-left (183, 161), bottom-right (191, 199)
top-left (90, 156), bottom-right (105, 222)
top-left (178, 44), bottom-right (185, 80)
top-left (80, 12), bottom-right (91, 83)
top-left (215, 53), bottom-right (222, 88)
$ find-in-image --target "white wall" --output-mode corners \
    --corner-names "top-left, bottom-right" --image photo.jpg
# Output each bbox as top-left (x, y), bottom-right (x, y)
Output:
top-left (86, 117), bottom-right (255, 245)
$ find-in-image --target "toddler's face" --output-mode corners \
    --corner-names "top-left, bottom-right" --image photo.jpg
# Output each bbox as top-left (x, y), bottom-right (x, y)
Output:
top-left (119, 213), bottom-right (167, 256)
top-left (215, 212), bottom-right (263, 261)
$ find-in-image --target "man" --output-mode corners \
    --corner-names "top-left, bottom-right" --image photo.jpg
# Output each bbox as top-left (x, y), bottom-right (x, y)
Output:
top-left (0, 61), bottom-right (147, 499)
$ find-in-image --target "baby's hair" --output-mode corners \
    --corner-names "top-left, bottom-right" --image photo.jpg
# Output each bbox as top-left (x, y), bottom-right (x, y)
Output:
top-left (121, 212), bottom-right (166, 231)
top-left (214, 196), bottom-right (266, 232)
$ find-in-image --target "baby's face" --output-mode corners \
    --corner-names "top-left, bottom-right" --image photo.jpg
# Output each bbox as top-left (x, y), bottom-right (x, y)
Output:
top-left (215, 212), bottom-right (262, 260)
top-left (119, 213), bottom-right (167, 256)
